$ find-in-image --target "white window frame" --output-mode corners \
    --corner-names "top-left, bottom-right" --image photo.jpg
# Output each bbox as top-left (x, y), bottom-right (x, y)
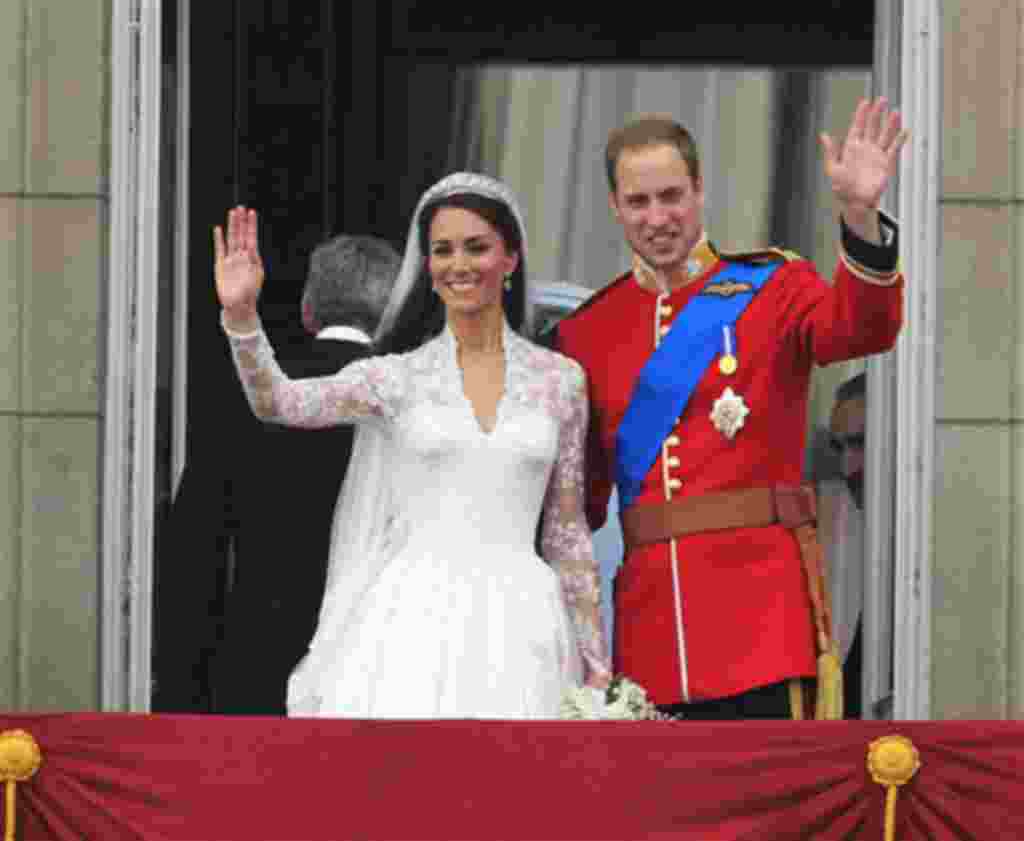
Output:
top-left (890, 0), bottom-right (940, 720)
top-left (102, 0), bottom-right (163, 710)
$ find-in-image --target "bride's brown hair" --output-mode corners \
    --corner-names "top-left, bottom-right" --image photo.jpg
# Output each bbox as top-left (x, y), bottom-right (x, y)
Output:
top-left (375, 192), bottom-right (528, 356)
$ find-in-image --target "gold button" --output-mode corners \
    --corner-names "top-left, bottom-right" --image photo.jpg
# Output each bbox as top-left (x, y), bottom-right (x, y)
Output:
top-left (667, 456), bottom-right (680, 468)
top-left (659, 325), bottom-right (671, 336)
top-left (666, 435), bottom-right (680, 447)
top-left (668, 478), bottom-right (682, 490)
top-left (660, 305), bottom-right (673, 317)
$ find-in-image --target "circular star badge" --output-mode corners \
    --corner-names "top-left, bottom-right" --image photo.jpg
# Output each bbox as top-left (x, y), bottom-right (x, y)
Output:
top-left (710, 386), bottom-right (749, 440)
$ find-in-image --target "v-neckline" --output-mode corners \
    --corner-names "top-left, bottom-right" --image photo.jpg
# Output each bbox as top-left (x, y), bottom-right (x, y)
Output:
top-left (445, 323), bottom-right (510, 438)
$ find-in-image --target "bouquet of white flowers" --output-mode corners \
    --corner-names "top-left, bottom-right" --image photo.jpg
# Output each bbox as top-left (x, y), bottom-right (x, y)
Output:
top-left (560, 675), bottom-right (678, 721)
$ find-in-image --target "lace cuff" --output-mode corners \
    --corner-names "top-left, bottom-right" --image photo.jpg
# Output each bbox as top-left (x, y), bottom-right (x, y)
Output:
top-left (547, 522), bottom-right (611, 682)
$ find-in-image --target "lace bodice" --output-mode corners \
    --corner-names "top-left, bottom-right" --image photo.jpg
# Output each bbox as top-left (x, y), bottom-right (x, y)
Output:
top-left (224, 316), bottom-right (611, 684)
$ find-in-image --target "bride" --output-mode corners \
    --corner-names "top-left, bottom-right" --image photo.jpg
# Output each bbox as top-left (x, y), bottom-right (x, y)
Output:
top-left (215, 172), bottom-right (612, 717)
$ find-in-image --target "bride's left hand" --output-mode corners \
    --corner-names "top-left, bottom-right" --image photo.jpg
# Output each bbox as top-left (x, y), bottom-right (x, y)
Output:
top-left (585, 671), bottom-right (612, 691)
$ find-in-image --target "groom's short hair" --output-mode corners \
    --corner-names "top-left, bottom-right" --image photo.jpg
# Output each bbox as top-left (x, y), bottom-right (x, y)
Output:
top-left (605, 114), bottom-right (701, 193)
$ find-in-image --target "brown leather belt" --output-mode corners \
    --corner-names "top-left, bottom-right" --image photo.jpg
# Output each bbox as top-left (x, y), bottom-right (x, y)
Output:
top-left (620, 484), bottom-right (834, 658)
top-left (620, 485), bottom-right (817, 550)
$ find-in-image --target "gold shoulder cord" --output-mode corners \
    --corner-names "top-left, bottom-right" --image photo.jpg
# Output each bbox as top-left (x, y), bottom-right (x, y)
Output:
top-left (717, 246), bottom-right (803, 265)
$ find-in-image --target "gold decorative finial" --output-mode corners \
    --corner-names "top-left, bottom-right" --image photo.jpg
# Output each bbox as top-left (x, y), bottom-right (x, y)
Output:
top-left (867, 735), bottom-right (920, 841)
top-left (0, 730), bottom-right (41, 782)
top-left (867, 734), bottom-right (920, 786)
top-left (1, 730), bottom-right (42, 841)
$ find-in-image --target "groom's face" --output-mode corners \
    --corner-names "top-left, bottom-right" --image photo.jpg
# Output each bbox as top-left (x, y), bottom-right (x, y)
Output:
top-left (609, 143), bottom-right (705, 277)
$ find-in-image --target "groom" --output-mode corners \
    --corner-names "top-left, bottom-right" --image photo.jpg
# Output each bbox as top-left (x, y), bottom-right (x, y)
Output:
top-left (550, 98), bottom-right (908, 719)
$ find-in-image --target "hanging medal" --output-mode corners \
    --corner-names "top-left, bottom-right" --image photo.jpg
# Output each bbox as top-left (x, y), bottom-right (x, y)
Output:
top-left (719, 325), bottom-right (738, 375)
top-left (711, 325), bottom-right (749, 440)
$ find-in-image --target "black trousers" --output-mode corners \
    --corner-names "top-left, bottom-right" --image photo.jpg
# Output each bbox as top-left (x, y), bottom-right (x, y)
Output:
top-left (844, 620), bottom-right (863, 719)
top-left (657, 679), bottom-right (793, 720)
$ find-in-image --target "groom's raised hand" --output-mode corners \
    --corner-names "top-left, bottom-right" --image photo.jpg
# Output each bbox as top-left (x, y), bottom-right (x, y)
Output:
top-left (819, 97), bottom-right (909, 243)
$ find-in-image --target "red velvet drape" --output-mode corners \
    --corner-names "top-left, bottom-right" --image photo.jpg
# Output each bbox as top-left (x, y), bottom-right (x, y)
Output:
top-left (1, 714), bottom-right (1022, 840)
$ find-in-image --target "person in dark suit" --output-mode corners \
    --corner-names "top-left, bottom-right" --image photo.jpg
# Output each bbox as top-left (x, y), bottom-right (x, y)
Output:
top-left (152, 234), bottom-right (400, 715)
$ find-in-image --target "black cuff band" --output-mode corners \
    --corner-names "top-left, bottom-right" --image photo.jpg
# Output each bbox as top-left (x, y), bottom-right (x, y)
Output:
top-left (840, 212), bottom-right (899, 273)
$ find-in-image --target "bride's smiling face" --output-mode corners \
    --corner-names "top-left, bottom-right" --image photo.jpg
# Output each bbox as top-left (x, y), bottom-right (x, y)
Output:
top-left (428, 207), bottom-right (518, 318)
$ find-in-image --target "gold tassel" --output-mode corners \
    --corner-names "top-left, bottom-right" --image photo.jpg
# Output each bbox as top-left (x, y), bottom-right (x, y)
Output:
top-left (815, 643), bottom-right (844, 720)
top-left (788, 679), bottom-right (805, 720)
top-left (867, 735), bottom-right (920, 841)
top-left (0, 730), bottom-right (42, 841)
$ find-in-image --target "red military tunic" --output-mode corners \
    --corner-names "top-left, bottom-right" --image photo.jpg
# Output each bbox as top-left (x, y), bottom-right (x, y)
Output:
top-left (555, 237), bottom-right (903, 705)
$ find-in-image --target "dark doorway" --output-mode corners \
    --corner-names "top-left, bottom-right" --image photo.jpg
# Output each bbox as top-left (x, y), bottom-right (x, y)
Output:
top-left (184, 3), bottom-right (468, 453)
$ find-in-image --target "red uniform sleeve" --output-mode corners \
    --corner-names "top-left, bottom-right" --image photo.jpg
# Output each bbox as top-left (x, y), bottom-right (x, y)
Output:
top-left (584, 399), bottom-right (614, 532)
top-left (782, 258), bottom-right (903, 367)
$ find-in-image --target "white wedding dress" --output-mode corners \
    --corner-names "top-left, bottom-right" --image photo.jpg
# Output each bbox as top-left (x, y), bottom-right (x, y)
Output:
top-left (225, 318), bottom-right (609, 718)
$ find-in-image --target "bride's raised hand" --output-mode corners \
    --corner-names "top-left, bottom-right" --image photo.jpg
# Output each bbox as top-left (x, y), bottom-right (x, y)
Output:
top-left (214, 206), bottom-right (265, 322)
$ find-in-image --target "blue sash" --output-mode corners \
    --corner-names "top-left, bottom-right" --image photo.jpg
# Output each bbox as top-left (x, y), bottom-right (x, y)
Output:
top-left (614, 261), bottom-right (779, 511)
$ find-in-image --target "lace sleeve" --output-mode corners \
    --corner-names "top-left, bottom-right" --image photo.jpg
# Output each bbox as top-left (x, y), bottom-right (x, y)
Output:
top-left (540, 358), bottom-right (612, 685)
top-left (223, 317), bottom-right (403, 428)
